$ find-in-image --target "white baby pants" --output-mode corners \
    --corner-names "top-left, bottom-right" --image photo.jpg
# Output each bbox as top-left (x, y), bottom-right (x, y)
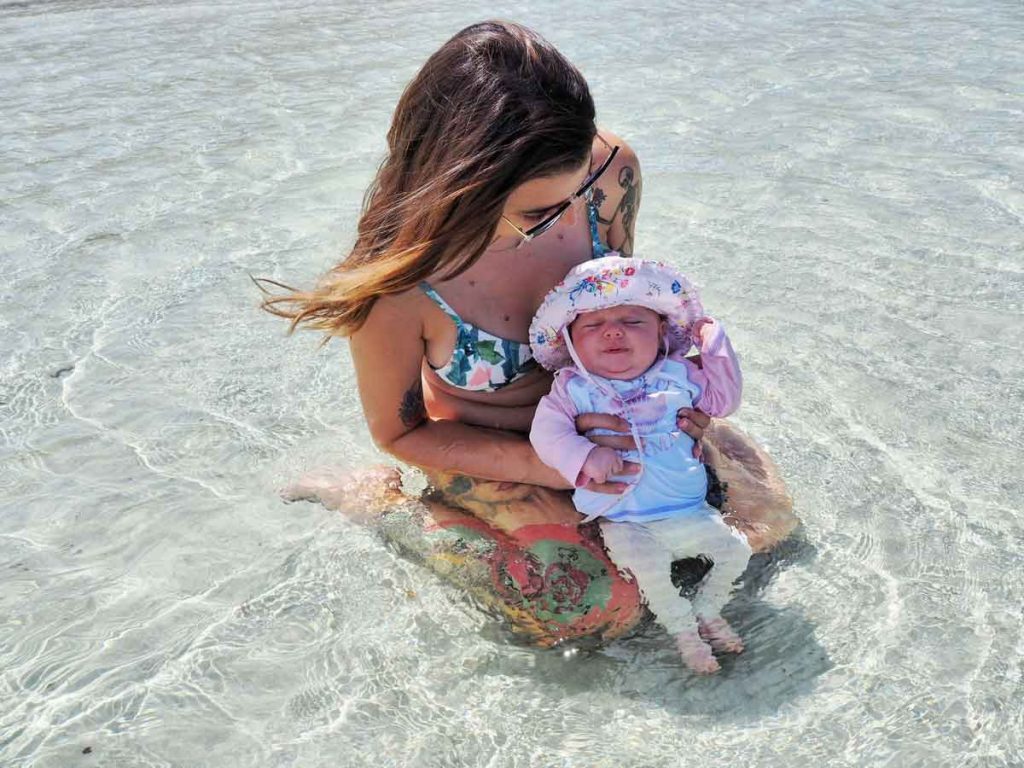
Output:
top-left (600, 505), bottom-right (752, 635)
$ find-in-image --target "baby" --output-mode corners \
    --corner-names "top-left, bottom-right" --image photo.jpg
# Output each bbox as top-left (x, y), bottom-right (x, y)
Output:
top-left (529, 256), bottom-right (752, 673)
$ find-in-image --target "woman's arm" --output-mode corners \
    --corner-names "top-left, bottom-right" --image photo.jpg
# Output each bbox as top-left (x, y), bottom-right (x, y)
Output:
top-left (422, 384), bottom-right (538, 433)
top-left (388, 418), bottom-right (573, 487)
top-left (349, 293), bottom-right (571, 487)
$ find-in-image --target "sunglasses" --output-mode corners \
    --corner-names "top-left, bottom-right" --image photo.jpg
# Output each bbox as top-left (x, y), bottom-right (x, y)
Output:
top-left (501, 134), bottom-right (620, 247)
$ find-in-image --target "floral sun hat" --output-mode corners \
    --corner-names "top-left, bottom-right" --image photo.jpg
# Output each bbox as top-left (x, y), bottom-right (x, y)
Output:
top-left (529, 254), bottom-right (704, 371)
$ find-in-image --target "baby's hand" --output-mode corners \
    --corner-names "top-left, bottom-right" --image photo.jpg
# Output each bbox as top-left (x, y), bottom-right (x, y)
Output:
top-left (691, 316), bottom-right (715, 345)
top-left (581, 446), bottom-right (624, 484)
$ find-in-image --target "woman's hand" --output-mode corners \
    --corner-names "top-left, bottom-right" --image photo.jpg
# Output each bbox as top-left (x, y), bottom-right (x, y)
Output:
top-left (677, 407), bottom-right (710, 458)
top-left (574, 413), bottom-right (640, 494)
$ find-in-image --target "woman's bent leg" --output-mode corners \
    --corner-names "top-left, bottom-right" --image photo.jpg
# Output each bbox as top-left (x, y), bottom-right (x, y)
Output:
top-left (285, 466), bottom-right (646, 646)
top-left (702, 419), bottom-right (798, 552)
top-left (281, 415), bottom-right (799, 648)
top-left (419, 470), bottom-right (646, 647)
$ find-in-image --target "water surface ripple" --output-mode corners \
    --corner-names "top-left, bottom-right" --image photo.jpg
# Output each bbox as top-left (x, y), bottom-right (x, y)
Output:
top-left (1, 1), bottom-right (1022, 766)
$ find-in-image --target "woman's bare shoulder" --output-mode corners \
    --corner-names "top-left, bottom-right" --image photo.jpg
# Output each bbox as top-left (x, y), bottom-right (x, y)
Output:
top-left (356, 287), bottom-right (427, 338)
top-left (370, 286), bottom-right (429, 319)
top-left (597, 127), bottom-right (638, 160)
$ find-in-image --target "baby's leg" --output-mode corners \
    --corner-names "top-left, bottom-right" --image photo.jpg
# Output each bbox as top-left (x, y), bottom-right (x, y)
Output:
top-left (662, 510), bottom-right (752, 653)
top-left (601, 521), bottom-right (719, 674)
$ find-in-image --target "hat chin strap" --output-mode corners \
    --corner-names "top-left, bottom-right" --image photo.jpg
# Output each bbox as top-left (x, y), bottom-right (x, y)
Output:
top-left (561, 326), bottom-right (599, 390)
top-left (562, 327), bottom-right (677, 522)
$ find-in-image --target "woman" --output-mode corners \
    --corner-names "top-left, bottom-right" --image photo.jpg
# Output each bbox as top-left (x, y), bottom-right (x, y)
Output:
top-left (265, 20), bottom-right (796, 646)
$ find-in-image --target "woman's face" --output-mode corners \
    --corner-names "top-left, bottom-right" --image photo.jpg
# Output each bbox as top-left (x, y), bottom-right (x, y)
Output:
top-left (495, 155), bottom-right (591, 245)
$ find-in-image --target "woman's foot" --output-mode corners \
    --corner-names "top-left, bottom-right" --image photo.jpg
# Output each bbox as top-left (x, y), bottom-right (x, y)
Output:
top-left (281, 465), bottom-right (404, 521)
top-left (698, 616), bottom-right (744, 654)
top-left (675, 630), bottom-right (720, 674)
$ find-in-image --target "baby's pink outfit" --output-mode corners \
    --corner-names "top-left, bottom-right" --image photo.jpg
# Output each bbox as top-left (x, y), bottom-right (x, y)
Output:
top-left (530, 319), bottom-right (752, 635)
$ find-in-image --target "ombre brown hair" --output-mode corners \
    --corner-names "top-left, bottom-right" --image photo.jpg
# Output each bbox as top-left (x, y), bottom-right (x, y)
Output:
top-left (259, 20), bottom-right (596, 338)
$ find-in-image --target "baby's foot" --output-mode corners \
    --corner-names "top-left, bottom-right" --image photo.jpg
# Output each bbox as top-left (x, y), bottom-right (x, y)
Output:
top-left (698, 616), bottom-right (745, 654)
top-left (675, 630), bottom-right (720, 674)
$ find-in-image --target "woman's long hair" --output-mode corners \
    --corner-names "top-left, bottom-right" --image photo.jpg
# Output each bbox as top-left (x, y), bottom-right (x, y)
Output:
top-left (259, 20), bottom-right (596, 339)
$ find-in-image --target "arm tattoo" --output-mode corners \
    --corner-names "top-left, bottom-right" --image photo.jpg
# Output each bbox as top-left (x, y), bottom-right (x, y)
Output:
top-left (398, 378), bottom-right (426, 429)
top-left (595, 164), bottom-right (641, 257)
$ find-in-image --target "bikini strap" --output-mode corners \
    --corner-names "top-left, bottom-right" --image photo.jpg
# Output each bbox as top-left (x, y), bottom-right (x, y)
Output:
top-left (585, 187), bottom-right (609, 258)
top-left (419, 282), bottom-right (464, 328)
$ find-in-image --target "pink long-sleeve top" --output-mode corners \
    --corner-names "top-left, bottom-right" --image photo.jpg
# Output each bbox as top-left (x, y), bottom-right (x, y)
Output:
top-left (529, 319), bottom-right (742, 489)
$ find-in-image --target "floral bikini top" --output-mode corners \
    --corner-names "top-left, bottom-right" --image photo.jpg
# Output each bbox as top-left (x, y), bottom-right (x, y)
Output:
top-left (421, 191), bottom-right (611, 392)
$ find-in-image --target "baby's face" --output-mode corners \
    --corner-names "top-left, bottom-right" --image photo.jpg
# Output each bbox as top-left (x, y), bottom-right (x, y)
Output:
top-left (569, 305), bottom-right (665, 380)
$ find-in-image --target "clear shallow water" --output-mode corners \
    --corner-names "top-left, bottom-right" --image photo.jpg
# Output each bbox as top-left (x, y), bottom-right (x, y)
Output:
top-left (1, 0), bottom-right (1022, 765)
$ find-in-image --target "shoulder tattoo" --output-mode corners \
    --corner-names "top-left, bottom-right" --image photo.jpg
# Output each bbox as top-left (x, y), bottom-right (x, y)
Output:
top-left (595, 163), bottom-right (641, 257)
